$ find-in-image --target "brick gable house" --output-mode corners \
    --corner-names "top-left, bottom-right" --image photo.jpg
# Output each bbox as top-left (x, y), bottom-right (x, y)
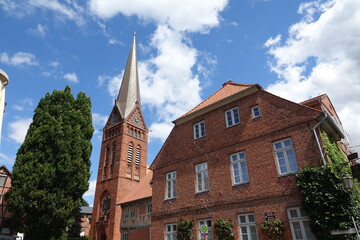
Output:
top-left (150, 82), bottom-right (351, 240)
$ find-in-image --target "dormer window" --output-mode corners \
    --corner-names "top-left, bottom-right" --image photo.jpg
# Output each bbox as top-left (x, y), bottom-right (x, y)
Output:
top-left (225, 107), bottom-right (240, 127)
top-left (251, 105), bottom-right (261, 118)
top-left (193, 121), bottom-right (206, 139)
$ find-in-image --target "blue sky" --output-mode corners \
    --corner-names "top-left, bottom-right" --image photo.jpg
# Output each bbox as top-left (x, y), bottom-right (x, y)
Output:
top-left (1, 0), bottom-right (359, 206)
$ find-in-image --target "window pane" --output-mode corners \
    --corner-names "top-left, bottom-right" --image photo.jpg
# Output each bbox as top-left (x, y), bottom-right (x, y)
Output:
top-left (239, 215), bottom-right (246, 223)
top-left (292, 222), bottom-right (304, 239)
top-left (284, 139), bottom-right (292, 147)
top-left (248, 214), bottom-right (255, 223)
top-left (289, 209), bottom-right (298, 218)
top-left (233, 109), bottom-right (240, 123)
top-left (275, 142), bottom-right (282, 149)
top-left (250, 226), bottom-right (258, 240)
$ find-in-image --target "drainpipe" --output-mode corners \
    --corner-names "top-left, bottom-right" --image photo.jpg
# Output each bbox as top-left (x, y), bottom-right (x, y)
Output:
top-left (312, 112), bottom-right (328, 166)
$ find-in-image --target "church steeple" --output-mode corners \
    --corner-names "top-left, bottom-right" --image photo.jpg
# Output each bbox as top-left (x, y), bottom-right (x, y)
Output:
top-left (116, 33), bottom-right (140, 119)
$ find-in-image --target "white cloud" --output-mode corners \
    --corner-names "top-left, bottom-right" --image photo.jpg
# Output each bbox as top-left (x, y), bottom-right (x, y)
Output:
top-left (27, 24), bottom-right (47, 37)
top-left (12, 98), bottom-right (34, 111)
top-left (84, 179), bottom-right (97, 197)
top-left (91, 0), bottom-right (228, 142)
top-left (0, 153), bottom-right (14, 166)
top-left (92, 113), bottom-right (108, 129)
top-left (8, 118), bottom-right (32, 144)
top-left (0, 52), bottom-right (38, 66)
top-left (89, 0), bottom-right (228, 32)
top-left (265, 0), bottom-right (360, 150)
top-left (0, 0), bottom-right (85, 25)
top-left (63, 73), bottom-right (79, 83)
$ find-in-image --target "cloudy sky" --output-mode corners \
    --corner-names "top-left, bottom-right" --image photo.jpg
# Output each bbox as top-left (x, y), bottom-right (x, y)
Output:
top-left (1, 0), bottom-right (359, 205)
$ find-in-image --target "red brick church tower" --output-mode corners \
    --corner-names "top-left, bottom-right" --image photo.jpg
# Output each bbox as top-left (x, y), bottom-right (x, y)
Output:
top-left (89, 34), bottom-right (148, 240)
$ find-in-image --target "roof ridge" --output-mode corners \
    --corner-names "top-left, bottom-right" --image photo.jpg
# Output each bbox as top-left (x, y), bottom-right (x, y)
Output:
top-left (299, 94), bottom-right (327, 105)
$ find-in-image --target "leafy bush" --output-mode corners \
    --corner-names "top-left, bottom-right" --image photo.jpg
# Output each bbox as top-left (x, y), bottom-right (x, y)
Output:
top-left (177, 218), bottom-right (195, 240)
top-left (214, 218), bottom-right (235, 240)
top-left (260, 219), bottom-right (284, 240)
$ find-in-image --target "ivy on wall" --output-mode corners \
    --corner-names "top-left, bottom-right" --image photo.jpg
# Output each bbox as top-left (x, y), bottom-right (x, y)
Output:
top-left (296, 131), bottom-right (360, 240)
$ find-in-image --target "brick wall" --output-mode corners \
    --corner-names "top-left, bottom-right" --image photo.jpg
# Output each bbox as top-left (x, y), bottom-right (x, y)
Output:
top-left (151, 89), bottom-right (323, 239)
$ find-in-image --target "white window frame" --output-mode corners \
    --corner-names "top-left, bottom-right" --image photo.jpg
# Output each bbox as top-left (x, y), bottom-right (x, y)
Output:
top-left (287, 207), bottom-right (316, 240)
top-left (225, 107), bottom-right (240, 127)
top-left (198, 219), bottom-right (213, 240)
top-left (251, 105), bottom-right (261, 118)
top-left (230, 151), bottom-right (249, 185)
top-left (273, 138), bottom-right (299, 175)
top-left (146, 203), bottom-right (152, 214)
top-left (193, 121), bottom-right (206, 139)
top-left (166, 171), bottom-right (177, 199)
top-left (165, 223), bottom-right (177, 240)
top-left (195, 162), bottom-right (209, 193)
top-left (121, 232), bottom-right (128, 240)
top-left (238, 213), bottom-right (258, 240)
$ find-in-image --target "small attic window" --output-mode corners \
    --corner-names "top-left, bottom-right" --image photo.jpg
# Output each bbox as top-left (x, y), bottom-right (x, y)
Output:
top-left (251, 105), bottom-right (261, 119)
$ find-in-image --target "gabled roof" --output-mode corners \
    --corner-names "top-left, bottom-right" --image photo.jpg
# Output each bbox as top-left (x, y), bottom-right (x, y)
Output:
top-left (174, 81), bottom-right (261, 125)
top-left (118, 171), bottom-right (153, 205)
top-left (0, 165), bottom-right (12, 176)
top-left (80, 206), bottom-right (93, 215)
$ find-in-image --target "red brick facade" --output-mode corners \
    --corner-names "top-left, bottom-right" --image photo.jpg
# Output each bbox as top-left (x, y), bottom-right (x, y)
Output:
top-left (0, 165), bottom-right (14, 237)
top-left (89, 105), bottom-right (148, 240)
top-left (150, 83), bottom-right (345, 240)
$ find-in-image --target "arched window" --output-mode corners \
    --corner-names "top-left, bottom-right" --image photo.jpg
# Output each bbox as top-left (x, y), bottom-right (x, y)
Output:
top-left (135, 146), bottom-right (141, 166)
top-left (127, 143), bottom-right (133, 163)
top-left (112, 142), bottom-right (116, 163)
top-left (105, 145), bottom-right (110, 166)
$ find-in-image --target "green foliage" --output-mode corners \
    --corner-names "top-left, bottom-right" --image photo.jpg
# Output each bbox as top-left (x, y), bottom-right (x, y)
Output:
top-left (321, 131), bottom-right (350, 177)
top-left (296, 166), bottom-right (360, 240)
top-left (177, 218), bottom-right (195, 240)
top-left (5, 86), bottom-right (94, 240)
top-left (260, 219), bottom-right (284, 240)
top-left (214, 218), bottom-right (235, 240)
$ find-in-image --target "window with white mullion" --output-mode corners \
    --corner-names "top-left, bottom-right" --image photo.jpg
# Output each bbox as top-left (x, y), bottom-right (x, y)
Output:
top-left (287, 207), bottom-right (316, 240)
top-left (166, 171), bottom-right (176, 199)
top-left (198, 219), bottom-right (213, 240)
top-left (273, 138), bottom-right (298, 175)
top-left (193, 121), bottom-right (206, 139)
top-left (196, 162), bottom-right (209, 193)
top-left (230, 151), bottom-right (249, 185)
top-left (165, 223), bottom-right (177, 240)
top-left (225, 107), bottom-right (240, 127)
top-left (238, 213), bottom-right (258, 240)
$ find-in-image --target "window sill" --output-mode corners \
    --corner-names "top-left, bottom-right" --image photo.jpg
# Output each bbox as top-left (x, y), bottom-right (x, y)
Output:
top-left (278, 171), bottom-right (298, 177)
top-left (194, 136), bottom-right (206, 140)
top-left (195, 190), bottom-right (209, 195)
top-left (226, 122), bottom-right (240, 128)
top-left (164, 197), bottom-right (176, 201)
top-left (232, 181), bottom-right (249, 187)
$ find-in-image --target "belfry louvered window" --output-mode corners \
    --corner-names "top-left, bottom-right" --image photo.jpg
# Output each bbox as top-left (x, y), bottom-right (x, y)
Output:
top-left (105, 145), bottom-right (110, 166)
top-left (127, 143), bottom-right (133, 163)
top-left (135, 147), bottom-right (141, 166)
top-left (112, 142), bottom-right (116, 163)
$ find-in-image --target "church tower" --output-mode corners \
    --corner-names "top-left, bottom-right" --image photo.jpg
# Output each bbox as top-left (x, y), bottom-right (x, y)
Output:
top-left (89, 34), bottom-right (148, 240)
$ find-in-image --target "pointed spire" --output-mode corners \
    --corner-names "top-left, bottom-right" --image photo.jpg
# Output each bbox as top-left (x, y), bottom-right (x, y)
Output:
top-left (116, 33), bottom-right (141, 119)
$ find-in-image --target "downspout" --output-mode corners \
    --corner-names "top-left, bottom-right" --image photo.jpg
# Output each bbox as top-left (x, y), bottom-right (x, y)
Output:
top-left (312, 112), bottom-right (328, 166)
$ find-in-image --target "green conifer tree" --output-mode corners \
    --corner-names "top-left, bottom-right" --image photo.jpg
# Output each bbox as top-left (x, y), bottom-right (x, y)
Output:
top-left (6, 86), bottom-right (94, 240)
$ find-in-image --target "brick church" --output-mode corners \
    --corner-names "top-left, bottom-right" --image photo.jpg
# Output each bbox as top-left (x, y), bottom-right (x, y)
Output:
top-left (90, 36), bottom-right (355, 240)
